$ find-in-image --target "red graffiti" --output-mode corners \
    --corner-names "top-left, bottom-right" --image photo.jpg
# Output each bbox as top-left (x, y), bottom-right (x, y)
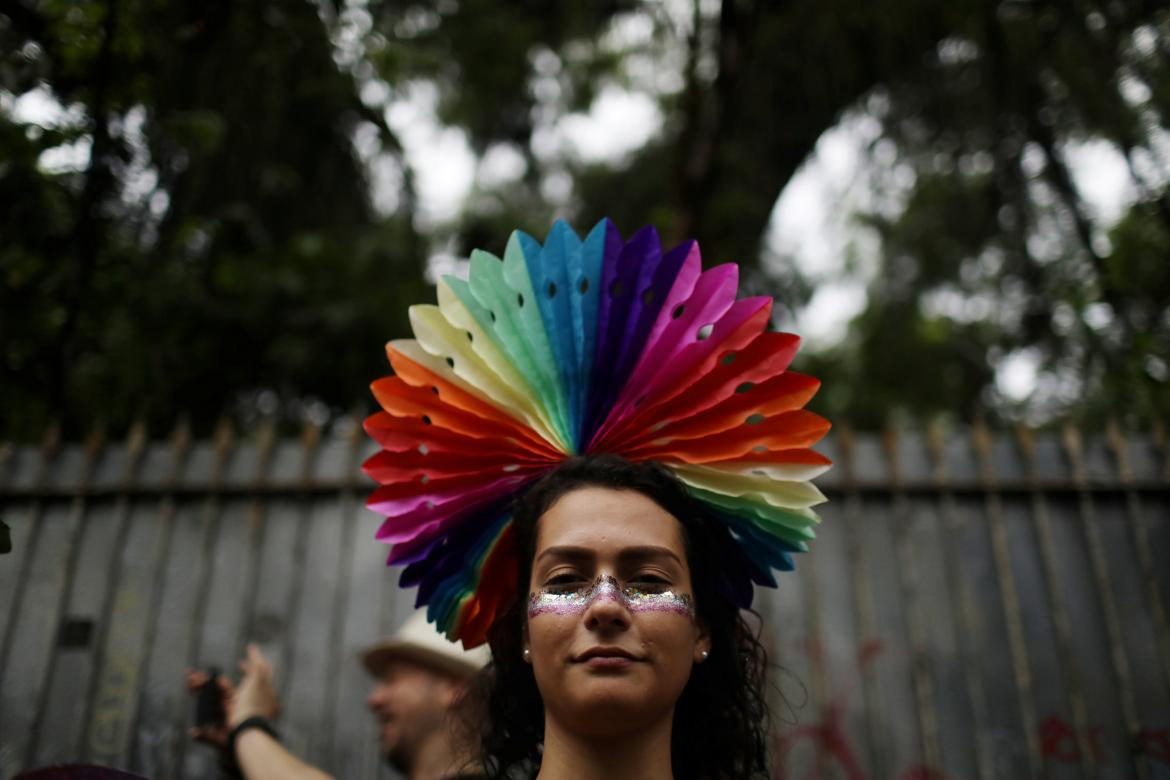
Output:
top-left (775, 642), bottom-right (1169, 777)
top-left (773, 638), bottom-right (951, 780)
top-left (776, 717), bottom-right (867, 780)
top-left (1133, 729), bottom-right (1170, 764)
top-left (857, 638), bottom-right (884, 667)
top-left (898, 767), bottom-right (950, 780)
top-left (1037, 715), bottom-right (1170, 765)
top-left (1039, 715), bottom-right (1104, 762)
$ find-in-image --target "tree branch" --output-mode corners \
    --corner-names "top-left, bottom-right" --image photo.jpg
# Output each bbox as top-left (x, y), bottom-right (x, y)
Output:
top-left (55, 0), bottom-right (120, 424)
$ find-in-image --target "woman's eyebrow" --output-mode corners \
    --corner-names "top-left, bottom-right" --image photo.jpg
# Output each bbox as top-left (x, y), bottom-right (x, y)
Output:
top-left (534, 545), bottom-right (595, 565)
top-left (533, 544), bottom-right (683, 566)
top-left (617, 545), bottom-right (683, 566)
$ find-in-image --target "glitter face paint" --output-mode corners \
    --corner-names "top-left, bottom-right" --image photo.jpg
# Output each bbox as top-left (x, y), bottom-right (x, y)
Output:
top-left (528, 574), bottom-right (695, 619)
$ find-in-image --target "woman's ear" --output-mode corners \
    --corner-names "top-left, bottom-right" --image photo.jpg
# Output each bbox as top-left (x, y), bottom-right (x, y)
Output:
top-left (693, 620), bottom-right (711, 663)
top-left (522, 619), bottom-right (532, 664)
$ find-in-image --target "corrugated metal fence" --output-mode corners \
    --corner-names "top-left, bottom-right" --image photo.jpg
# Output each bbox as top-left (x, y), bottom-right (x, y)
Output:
top-left (1, 422), bottom-right (1167, 779)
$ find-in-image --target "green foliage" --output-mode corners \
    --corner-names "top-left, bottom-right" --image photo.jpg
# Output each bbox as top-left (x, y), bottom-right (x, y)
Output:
top-left (368, 1), bottom-right (638, 151)
top-left (837, 1), bottom-right (1170, 425)
top-left (1, 0), bottom-right (1166, 438)
top-left (2, 0), bottom-right (426, 438)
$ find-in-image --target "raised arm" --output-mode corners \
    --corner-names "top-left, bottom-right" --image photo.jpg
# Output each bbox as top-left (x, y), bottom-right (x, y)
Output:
top-left (187, 644), bottom-right (335, 780)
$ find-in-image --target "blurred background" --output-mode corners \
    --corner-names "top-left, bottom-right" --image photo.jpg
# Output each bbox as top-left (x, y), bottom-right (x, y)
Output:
top-left (2, 0), bottom-right (1167, 441)
top-left (2, 2), bottom-right (1170, 779)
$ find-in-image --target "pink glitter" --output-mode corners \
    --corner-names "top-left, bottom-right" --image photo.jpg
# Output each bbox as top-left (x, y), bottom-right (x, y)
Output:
top-left (528, 574), bottom-right (695, 618)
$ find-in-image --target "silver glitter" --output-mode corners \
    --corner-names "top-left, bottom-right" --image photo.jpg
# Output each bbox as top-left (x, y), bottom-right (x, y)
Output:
top-left (528, 574), bottom-right (695, 618)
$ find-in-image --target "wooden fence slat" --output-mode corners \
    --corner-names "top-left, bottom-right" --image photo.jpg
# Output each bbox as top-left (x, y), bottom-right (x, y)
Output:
top-left (180, 496), bottom-right (254, 780)
top-left (0, 503), bottom-right (37, 663)
top-left (807, 499), bottom-right (871, 776)
top-left (249, 495), bottom-right (304, 675)
top-left (1093, 493), bottom-right (1170, 774)
top-left (120, 422), bottom-right (191, 777)
top-left (975, 426), bottom-right (1045, 778)
top-left (1006, 491), bottom-right (1085, 776)
top-left (989, 431), bottom-right (1028, 485)
top-left (44, 445), bottom-right (90, 493)
top-left (766, 415), bottom-right (832, 777)
top-left (0, 501), bottom-right (83, 777)
top-left (172, 420), bottom-right (234, 779)
top-left (857, 491), bottom-right (923, 777)
top-left (378, 562), bottom-right (419, 651)
top-left (764, 547), bottom-right (816, 779)
top-left (1124, 433), bottom-right (1164, 483)
top-left (321, 426), bottom-right (382, 779)
top-left (267, 428), bottom-right (318, 732)
top-left (926, 424), bottom-right (992, 780)
top-left (890, 432), bottom-right (945, 776)
top-left (1045, 493), bottom-right (1135, 778)
top-left (790, 515), bottom-right (830, 771)
top-left (1063, 427), bottom-right (1144, 779)
top-left (1108, 427), bottom-right (1170, 690)
top-left (795, 426), bottom-right (878, 779)
top-left (281, 495), bottom-right (348, 769)
top-left (844, 497), bottom-right (881, 780)
top-left (948, 493), bottom-right (1031, 777)
top-left (235, 424), bottom-right (279, 668)
top-left (1030, 432), bottom-right (1068, 482)
top-left (329, 503), bottom-right (391, 779)
top-left (5, 445), bottom-right (43, 491)
top-left (1021, 426), bottom-right (1124, 777)
top-left (1, 429), bottom-right (98, 777)
top-left (32, 426), bottom-right (142, 768)
top-left (29, 501), bottom-right (123, 766)
top-left (907, 495), bottom-right (980, 779)
top-left (128, 500), bottom-right (211, 778)
top-left (0, 429), bottom-right (60, 680)
top-left (236, 426), bottom-right (294, 678)
top-left (83, 500), bottom-right (171, 767)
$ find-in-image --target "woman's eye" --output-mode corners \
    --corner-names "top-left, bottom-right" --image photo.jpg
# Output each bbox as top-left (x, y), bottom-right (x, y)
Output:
top-left (628, 574), bottom-right (672, 592)
top-left (543, 574), bottom-right (587, 592)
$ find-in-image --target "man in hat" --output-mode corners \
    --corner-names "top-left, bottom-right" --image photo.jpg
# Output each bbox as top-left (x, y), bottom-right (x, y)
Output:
top-left (188, 609), bottom-right (489, 780)
top-left (361, 609), bottom-right (490, 778)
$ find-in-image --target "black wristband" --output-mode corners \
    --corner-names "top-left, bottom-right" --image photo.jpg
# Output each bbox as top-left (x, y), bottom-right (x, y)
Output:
top-left (227, 716), bottom-right (281, 765)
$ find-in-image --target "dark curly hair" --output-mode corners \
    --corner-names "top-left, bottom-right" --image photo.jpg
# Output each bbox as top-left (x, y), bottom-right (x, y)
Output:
top-left (468, 454), bottom-right (772, 780)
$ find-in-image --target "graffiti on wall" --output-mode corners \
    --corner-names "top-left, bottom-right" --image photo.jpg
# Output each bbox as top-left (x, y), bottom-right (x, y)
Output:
top-left (773, 639), bottom-right (1169, 779)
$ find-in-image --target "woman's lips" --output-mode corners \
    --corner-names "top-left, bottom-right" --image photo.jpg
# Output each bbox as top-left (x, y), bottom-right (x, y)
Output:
top-left (574, 647), bottom-right (641, 668)
top-left (583, 655), bottom-right (635, 669)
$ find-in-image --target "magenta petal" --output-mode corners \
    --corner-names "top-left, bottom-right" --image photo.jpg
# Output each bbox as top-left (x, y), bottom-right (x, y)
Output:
top-left (372, 476), bottom-right (526, 542)
top-left (637, 296), bottom-right (770, 411)
top-left (591, 264), bottom-right (741, 446)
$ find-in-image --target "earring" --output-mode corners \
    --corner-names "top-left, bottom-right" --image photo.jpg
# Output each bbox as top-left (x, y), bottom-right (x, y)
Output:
top-left (700, 650), bottom-right (709, 661)
top-left (523, 647), bottom-right (531, 662)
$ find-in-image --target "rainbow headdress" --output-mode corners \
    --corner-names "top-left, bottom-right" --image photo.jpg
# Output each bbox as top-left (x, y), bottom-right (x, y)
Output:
top-left (363, 219), bottom-right (831, 647)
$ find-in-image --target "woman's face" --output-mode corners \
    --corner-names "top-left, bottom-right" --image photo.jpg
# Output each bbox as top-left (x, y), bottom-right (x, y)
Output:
top-left (523, 486), bottom-right (710, 736)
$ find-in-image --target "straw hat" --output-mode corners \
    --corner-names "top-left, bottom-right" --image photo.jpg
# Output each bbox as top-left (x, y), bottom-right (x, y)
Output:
top-left (362, 609), bottom-right (491, 681)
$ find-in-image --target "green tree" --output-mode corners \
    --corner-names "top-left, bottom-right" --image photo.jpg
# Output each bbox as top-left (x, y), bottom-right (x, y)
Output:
top-left (1, 0), bottom-right (426, 438)
top-left (831, 1), bottom-right (1170, 425)
top-left (2, 0), bottom-right (1166, 438)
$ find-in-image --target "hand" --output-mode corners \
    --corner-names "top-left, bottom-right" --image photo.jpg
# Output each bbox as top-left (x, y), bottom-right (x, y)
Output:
top-left (186, 644), bottom-right (281, 749)
top-left (185, 668), bottom-right (235, 748)
top-left (231, 644), bottom-right (281, 726)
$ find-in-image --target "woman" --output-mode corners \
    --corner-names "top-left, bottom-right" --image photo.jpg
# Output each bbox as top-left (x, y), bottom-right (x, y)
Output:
top-left (363, 220), bottom-right (831, 779)
top-left (473, 455), bottom-right (771, 780)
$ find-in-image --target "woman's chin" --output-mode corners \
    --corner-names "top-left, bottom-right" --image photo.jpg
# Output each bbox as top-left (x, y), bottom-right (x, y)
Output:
top-left (552, 682), bottom-right (674, 734)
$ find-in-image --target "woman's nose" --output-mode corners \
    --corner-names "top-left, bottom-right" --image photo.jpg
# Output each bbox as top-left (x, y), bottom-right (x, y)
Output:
top-left (583, 576), bottom-right (631, 631)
